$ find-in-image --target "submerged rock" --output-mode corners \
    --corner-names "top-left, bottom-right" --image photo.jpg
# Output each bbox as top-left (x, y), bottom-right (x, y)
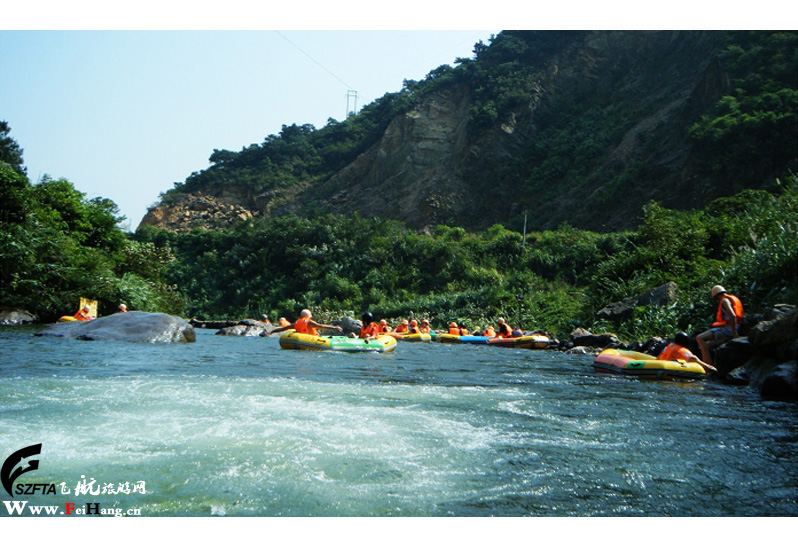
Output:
top-left (35, 311), bottom-right (195, 343)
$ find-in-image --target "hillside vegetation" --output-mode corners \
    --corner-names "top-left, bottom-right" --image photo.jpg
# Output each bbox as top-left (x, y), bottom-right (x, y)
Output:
top-left (2, 30), bottom-right (797, 340)
top-left (146, 30), bottom-right (797, 233)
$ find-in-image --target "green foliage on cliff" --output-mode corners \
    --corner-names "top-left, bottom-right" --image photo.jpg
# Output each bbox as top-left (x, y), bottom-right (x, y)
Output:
top-left (688, 31), bottom-right (798, 186)
top-left (157, 30), bottom-right (797, 235)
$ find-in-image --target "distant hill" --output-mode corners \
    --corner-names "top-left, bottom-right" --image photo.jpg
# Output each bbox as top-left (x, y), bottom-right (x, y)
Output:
top-left (140, 30), bottom-right (797, 233)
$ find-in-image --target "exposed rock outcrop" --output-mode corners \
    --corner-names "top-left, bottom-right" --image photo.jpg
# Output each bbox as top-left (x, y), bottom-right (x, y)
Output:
top-left (596, 282), bottom-right (679, 323)
top-left (720, 305), bottom-right (798, 401)
top-left (140, 31), bottom-right (757, 234)
top-left (34, 311), bottom-right (195, 343)
top-left (0, 309), bottom-right (36, 325)
top-left (216, 319), bottom-right (274, 337)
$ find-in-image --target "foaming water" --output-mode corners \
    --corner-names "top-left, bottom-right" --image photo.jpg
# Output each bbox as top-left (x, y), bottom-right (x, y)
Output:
top-left (1, 327), bottom-right (796, 516)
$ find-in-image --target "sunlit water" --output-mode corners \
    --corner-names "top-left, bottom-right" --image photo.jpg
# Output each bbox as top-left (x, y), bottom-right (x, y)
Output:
top-left (1, 326), bottom-right (796, 517)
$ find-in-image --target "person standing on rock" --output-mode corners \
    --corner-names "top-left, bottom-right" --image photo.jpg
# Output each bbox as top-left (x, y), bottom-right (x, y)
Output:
top-left (696, 285), bottom-right (744, 367)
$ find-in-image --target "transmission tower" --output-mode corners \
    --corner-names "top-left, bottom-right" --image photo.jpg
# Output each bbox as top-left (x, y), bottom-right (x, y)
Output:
top-left (346, 90), bottom-right (358, 117)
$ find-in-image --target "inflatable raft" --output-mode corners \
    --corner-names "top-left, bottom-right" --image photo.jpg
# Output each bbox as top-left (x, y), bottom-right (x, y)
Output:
top-left (279, 330), bottom-right (397, 352)
top-left (593, 348), bottom-right (706, 380)
top-left (389, 332), bottom-right (432, 343)
top-left (58, 316), bottom-right (87, 322)
top-left (434, 333), bottom-right (489, 344)
top-left (488, 334), bottom-right (550, 349)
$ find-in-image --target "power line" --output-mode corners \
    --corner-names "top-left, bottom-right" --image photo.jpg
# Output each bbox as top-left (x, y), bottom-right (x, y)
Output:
top-left (274, 30), bottom-right (354, 90)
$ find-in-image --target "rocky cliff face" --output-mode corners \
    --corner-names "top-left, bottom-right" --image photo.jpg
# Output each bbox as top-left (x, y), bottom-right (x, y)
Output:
top-left (139, 31), bottom-right (763, 234)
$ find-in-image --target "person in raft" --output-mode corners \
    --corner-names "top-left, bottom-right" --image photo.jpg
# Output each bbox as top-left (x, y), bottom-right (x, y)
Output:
top-left (278, 317), bottom-right (291, 327)
top-left (420, 319), bottom-right (432, 334)
top-left (659, 332), bottom-right (717, 373)
top-left (696, 285), bottom-right (744, 367)
top-left (448, 322), bottom-right (460, 335)
top-left (495, 318), bottom-right (514, 339)
top-left (356, 312), bottom-right (379, 343)
top-left (458, 323), bottom-right (471, 336)
top-left (118, 304), bottom-right (128, 313)
top-left (407, 320), bottom-right (421, 334)
top-left (73, 305), bottom-right (93, 321)
top-left (378, 319), bottom-right (391, 334)
top-left (394, 319), bottom-right (409, 333)
top-left (269, 309), bottom-right (342, 336)
top-left (482, 326), bottom-right (497, 337)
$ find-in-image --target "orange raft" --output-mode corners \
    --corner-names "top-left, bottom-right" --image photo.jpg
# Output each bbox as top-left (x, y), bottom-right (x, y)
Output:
top-left (593, 348), bottom-right (706, 380)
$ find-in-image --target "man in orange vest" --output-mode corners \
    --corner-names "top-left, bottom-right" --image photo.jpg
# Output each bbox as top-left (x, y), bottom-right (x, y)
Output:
top-left (269, 309), bottom-right (341, 336)
top-left (358, 312), bottom-right (379, 342)
top-left (696, 285), bottom-right (744, 367)
top-left (659, 332), bottom-right (717, 373)
top-left (73, 305), bottom-right (93, 321)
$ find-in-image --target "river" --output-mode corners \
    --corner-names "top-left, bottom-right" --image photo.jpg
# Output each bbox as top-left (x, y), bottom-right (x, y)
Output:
top-left (1, 326), bottom-right (796, 518)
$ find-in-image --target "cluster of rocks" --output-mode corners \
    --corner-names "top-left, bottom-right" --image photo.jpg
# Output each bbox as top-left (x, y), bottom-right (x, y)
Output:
top-left (139, 193), bottom-right (256, 233)
top-left (0, 309), bottom-right (37, 325)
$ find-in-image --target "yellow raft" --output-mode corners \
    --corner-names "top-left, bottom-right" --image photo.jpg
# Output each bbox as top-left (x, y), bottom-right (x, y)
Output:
top-left (593, 348), bottom-right (706, 380)
top-left (279, 330), bottom-right (397, 352)
top-left (389, 332), bottom-right (432, 343)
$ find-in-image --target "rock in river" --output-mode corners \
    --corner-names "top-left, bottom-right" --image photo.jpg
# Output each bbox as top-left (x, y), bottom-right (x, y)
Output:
top-left (35, 311), bottom-right (196, 343)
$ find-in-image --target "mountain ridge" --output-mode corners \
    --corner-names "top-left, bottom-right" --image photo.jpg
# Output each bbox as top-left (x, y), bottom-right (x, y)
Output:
top-left (139, 30), bottom-right (797, 233)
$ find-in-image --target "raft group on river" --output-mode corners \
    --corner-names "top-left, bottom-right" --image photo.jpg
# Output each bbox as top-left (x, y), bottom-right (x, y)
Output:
top-left (61, 284), bottom-right (743, 378)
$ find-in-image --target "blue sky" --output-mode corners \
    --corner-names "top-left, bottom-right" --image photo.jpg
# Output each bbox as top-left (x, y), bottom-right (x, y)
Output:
top-left (1, 2), bottom-right (780, 229)
top-left (1, 29), bottom-right (499, 229)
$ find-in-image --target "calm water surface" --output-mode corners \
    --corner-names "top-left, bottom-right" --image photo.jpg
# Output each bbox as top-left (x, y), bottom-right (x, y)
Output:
top-left (1, 326), bottom-right (796, 517)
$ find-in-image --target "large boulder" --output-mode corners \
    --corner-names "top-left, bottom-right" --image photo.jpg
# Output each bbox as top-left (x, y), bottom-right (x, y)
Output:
top-left (596, 281), bottom-right (678, 322)
top-left (747, 305), bottom-right (797, 356)
top-left (760, 361), bottom-right (798, 402)
top-left (34, 311), bottom-right (195, 343)
top-left (569, 327), bottom-right (622, 349)
top-left (0, 309), bottom-right (36, 325)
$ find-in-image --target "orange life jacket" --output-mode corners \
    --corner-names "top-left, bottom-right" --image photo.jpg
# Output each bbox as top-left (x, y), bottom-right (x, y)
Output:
top-left (360, 322), bottom-right (378, 339)
top-left (483, 327), bottom-right (497, 338)
top-left (448, 327), bottom-right (460, 335)
top-left (394, 322), bottom-right (408, 332)
top-left (378, 322), bottom-right (391, 334)
top-left (73, 310), bottom-right (91, 321)
top-left (459, 328), bottom-right (470, 336)
top-left (294, 317), bottom-right (317, 336)
top-left (497, 323), bottom-right (513, 338)
top-left (712, 294), bottom-right (744, 328)
top-left (658, 343), bottom-right (693, 362)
